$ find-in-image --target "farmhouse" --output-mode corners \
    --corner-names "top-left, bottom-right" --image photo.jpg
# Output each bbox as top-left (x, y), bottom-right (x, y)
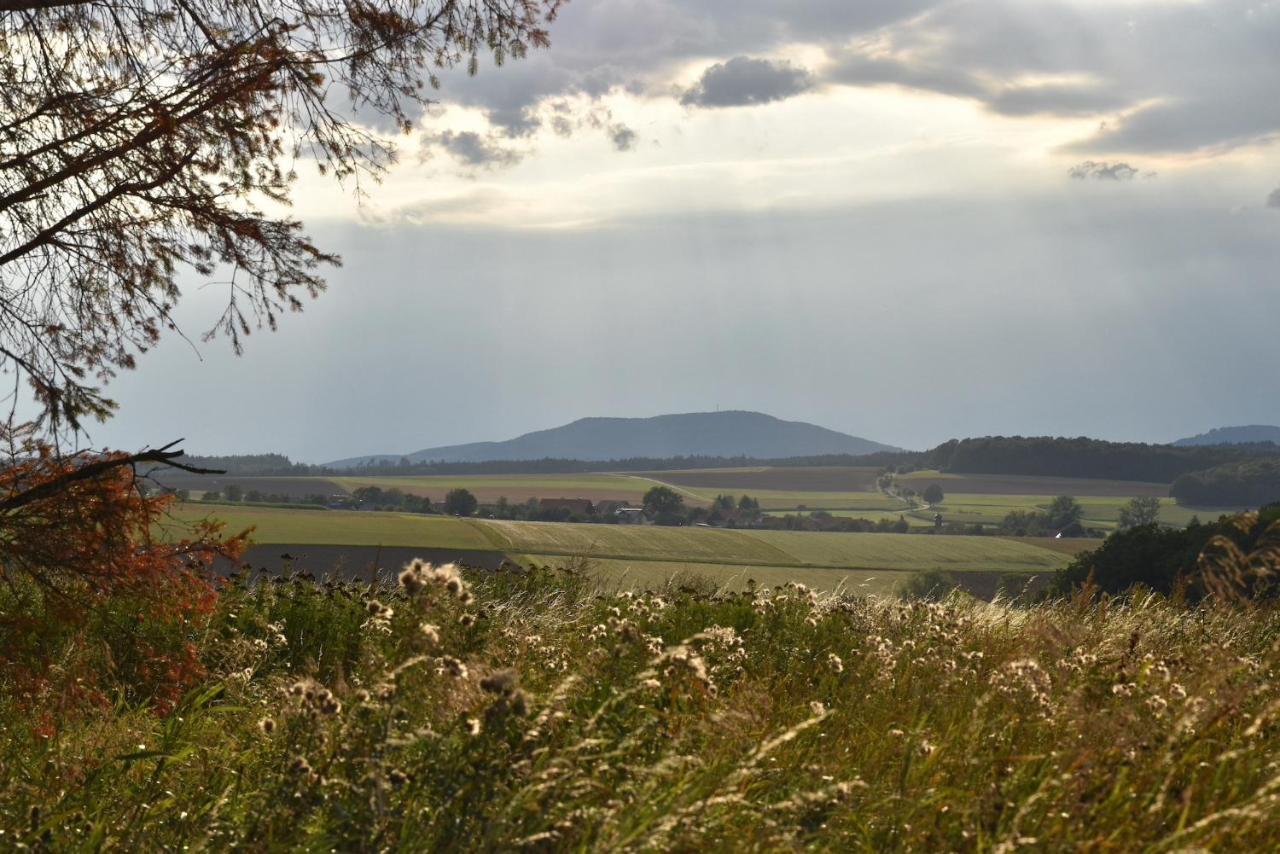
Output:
top-left (538, 498), bottom-right (595, 516)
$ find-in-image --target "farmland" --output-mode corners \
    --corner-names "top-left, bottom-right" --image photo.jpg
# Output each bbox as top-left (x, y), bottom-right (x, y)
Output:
top-left (894, 469), bottom-right (1170, 497)
top-left (170, 503), bottom-right (1077, 594)
top-left (334, 473), bottom-right (666, 503)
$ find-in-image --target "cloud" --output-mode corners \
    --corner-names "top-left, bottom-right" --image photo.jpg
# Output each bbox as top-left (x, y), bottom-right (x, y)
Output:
top-left (399, 0), bottom-right (1278, 163)
top-left (680, 56), bottom-right (815, 108)
top-left (421, 131), bottom-right (523, 170)
top-left (818, 0), bottom-right (1280, 155)
top-left (607, 123), bottom-right (638, 151)
top-left (1269, 188), bottom-right (1280, 209)
top-left (1068, 161), bottom-right (1144, 181)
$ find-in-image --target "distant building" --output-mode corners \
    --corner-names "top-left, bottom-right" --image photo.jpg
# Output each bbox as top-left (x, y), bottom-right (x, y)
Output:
top-left (617, 507), bottom-right (648, 525)
top-left (538, 498), bottom-right (595, 516)
top-left (595, 500), bottom-right (632, 516)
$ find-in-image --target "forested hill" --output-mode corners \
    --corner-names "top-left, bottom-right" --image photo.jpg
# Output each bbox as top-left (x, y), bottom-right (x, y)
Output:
top-left (1174, 426), bottom-right (1280, 447)
top-left (919, 437), bottom-right (1279, 484)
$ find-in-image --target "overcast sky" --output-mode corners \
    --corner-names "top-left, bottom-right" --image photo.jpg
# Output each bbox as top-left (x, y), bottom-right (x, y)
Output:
top-left (85, 0), bottom-right (1280, 462)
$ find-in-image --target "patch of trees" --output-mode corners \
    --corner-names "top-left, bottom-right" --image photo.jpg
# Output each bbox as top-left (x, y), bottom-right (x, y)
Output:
top-left (758, 512), bottom-right (911, 534)
top-left (999, 496), bottom-right (1088, 537)
top-left (1171, 459), bottom-right (1280, 507)
top-left (181, 455), bottom-right (308, 476)
top-left (923, 437), bottom-right (1273, 483)
top-left (444, 489), bottom-right (479, 518)
top-left (1052, 504), bottom-right (1280, 600)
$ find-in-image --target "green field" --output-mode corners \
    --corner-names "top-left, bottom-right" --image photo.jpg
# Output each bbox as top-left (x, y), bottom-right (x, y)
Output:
top-left (679, 486), bottom-right (906, 511)
top-left (901, 494), bottom-right (1244, 530)
top-left (171, 504), bottom-right (1074, 591)
top-left (331, 473), bottom-right (669, 503)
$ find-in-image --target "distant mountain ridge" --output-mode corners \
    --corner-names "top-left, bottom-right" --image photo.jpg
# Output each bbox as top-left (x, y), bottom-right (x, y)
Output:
top-left (326, 411), bottom-right (898, 467)
top-left (1173, 426), bottom-right (1280, 447)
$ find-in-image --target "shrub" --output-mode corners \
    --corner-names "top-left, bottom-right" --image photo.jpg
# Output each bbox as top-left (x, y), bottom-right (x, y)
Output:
top-left (0, 441), bottom-right (245, 720)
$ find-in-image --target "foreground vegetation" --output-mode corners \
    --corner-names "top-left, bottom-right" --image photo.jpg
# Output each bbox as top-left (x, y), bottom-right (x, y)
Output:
top-left (5, 564), bottom-right (1280, 850)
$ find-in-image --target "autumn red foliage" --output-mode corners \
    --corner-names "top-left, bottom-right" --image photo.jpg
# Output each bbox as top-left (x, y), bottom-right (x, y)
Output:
top-left (0, 441), bottom-right (247, 724)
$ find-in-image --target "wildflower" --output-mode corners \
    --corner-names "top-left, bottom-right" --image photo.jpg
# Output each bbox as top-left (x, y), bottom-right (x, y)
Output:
top-left (441, 656), bottom-right (469, 679)
top-left (399, 565), bottom-right (425, 595)
top-left (810, 701), bottom-right (827, 716)
top-left (289, 756), bottom-right (312, 776)
top-left (459, 613), bottom-right (476, 627)
top-left (466, 717), bottom-right (482, 736)
top-left (388, 769), bottom-right (411, 787)
top-left (827, 653), bottom-right (844, 674)
top-left (420, 623), bottom-right (441, 646)
top-left (259, 718), bottom-right (276, 735)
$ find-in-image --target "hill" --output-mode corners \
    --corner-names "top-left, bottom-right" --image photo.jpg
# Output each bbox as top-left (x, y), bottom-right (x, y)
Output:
top-left (1173, 426), bottom-right (1280, 447)
top-left (326, 411), bottom-right (898, 468)
top-left (920, 436), bottom-right (1276, 484)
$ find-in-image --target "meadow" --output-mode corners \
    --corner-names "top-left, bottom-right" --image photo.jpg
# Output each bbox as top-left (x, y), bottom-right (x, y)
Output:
top-left (5, 566), bottom-right (1279, 850)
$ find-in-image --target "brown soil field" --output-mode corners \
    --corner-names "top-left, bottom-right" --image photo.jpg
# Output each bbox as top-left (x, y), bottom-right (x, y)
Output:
top-left (1004, 537), bottom-right (1104, 556)
top-left (153, 474), bottom-right (349, 499)
top-left (898, 472), bottom-right (1169, 497)
top-left (218, 545), bottom-right (511, 580)
top-left (646, 466), bottom-right (882, 492)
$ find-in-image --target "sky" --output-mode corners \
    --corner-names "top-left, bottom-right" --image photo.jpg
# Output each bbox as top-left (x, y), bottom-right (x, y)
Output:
top-left (85, 0), bottom-right (1280, 462)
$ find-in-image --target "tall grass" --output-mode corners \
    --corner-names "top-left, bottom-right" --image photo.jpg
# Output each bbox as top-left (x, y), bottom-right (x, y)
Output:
top-left (3, 563), bottom-right (1280, 850)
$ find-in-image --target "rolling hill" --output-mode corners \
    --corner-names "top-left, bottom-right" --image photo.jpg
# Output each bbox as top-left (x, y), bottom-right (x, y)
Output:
top-left (327, 411), bottom-right (898, 468)
top-left (1173, 426), bottom-right (1280, 447)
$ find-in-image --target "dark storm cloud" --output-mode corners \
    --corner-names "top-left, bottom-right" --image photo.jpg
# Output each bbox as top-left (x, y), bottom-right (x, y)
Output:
top-left (680, 56), bottom-right (814, 108)
top-left (988, 83), bottom-right (1132, 119)
top-left (424, 0), bottom-right (929, 143)
top-left (421, 130), bottom-right (523, 169)
top-left (1069, 161), bottom-right (1143, 182)
top-left (607, 123), bottom-right (638, 151)
top-left (416, 0), bottom-right (1280, 160)
top-left (819, 0), bottom-right (1280, 155)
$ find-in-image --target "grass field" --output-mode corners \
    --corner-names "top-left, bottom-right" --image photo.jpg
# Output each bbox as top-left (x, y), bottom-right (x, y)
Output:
top-left (679, 487), bottom-right (906, 511)
top-left (895, 469), bottom-right (1170, 497)
top-left (642, 466), bottom-right (882, 492)
top-left (332, 473), bottom-right (677, 503)
top-left (903, 494), bottom-right (1246, 530)
top-left (170, 504), bottom-right (1074, 591)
